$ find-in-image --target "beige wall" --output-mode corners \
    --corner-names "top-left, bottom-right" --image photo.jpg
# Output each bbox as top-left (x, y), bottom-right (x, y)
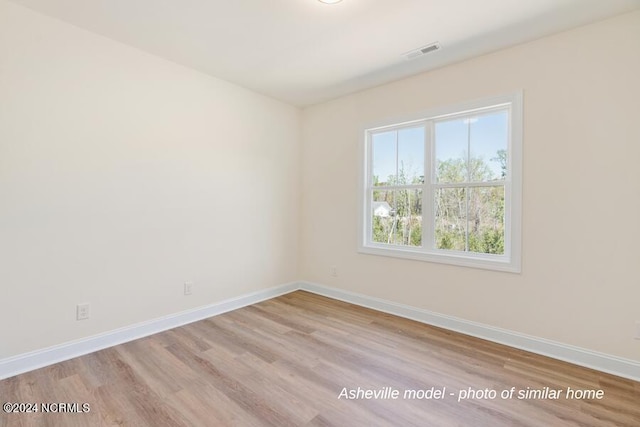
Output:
top-left (300, 11), bottom-right (640, 361)
top-left (0, 0), bottom-right (300, 358)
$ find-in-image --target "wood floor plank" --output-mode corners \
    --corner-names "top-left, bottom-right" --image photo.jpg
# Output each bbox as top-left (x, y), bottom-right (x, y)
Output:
top-left (1, 290), bottom-right (638, 426)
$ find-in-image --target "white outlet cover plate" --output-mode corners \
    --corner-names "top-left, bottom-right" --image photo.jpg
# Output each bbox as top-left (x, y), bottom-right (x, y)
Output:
top-left (76, 303), bottom-right (90, 320)
top-left (184, 282), bottom-right (193, 295)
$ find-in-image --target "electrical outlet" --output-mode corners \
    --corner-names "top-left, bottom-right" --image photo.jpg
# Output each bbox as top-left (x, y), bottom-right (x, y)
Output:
top-left (184, 281), bottom-right (193, 296)
top-left (330, 265), bottom-right (338, 277)
top-left (635, 321), bottom-right (640, 340)
top-left (76, 303), bottom-right (90, 321)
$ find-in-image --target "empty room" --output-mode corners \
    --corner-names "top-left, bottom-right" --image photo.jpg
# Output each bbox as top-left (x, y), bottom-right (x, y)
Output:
top-left (1, 0), bottom-right (639, 426)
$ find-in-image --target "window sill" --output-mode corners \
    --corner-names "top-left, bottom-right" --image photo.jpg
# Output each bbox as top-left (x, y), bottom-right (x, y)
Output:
top-left (358, 244), bottom-right (521, 273)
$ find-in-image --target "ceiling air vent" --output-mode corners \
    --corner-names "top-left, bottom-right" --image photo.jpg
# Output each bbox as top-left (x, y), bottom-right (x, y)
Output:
top-left (404, 42), bottom-right (440, 60)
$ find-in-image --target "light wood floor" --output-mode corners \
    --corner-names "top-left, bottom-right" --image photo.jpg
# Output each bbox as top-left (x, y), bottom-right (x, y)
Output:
top-left (1, 291), bottom-right (638, 426)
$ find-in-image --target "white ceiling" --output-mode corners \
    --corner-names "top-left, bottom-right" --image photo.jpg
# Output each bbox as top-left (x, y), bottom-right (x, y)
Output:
top-left (8, 0), bottom-right (640, 106)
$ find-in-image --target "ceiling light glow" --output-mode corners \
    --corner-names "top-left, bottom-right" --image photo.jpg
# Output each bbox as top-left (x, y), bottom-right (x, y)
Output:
top-left (318, 0), bottom-right (342, 4)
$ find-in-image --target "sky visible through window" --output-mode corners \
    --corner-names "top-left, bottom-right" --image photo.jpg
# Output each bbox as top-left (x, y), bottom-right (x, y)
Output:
top-left (372, 110), bottom-right (508, 184)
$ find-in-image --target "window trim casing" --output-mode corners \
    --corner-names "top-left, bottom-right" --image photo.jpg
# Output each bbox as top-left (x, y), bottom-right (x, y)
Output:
top-left (358, 92), bottom-right (523, 273)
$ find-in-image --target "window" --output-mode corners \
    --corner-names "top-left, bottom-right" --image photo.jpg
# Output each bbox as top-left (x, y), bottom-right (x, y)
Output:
top-left (360, 92), bottom-right (522, 272)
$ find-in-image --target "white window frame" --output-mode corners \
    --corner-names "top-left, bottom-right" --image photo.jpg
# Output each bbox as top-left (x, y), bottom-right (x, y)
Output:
top-left (359, 92), bottom-right (522, 273)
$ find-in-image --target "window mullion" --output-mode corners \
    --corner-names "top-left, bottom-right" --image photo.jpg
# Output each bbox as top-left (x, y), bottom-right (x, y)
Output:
top-left (395, 130), bottom-right (399, 185)
top-left (465, 117), bottom-right (471, 252)
top-left (434, 181), bottom-right (504, 189)
top-left (372, 184), bottom-right (424, 191)
top-left (424, 120), bottom-right (434, 252)
top-left (465, 186), bottom-right (470, 252)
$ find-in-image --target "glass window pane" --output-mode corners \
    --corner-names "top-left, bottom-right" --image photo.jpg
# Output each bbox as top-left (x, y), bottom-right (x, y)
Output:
top-left (372, 189), bottom-right (422, 247)
top-left (372, 190), bottom-right (394, 244)
top-left (469, 110), bottom-right (508, 182)
top-left (396, 188), bottom-right (423, 247)
top-left (436, 110), bottom-right (509, 183)
top-left (372, 131), bottom-right (396, 186)
top-left (467, 186), bottom-right (505, 254)
top-left (398, 127), bottom-right (425, 185)
top-left (435, 188), bottom-right (466, 251)
top-left (435, 118), bottom-right (468, 183)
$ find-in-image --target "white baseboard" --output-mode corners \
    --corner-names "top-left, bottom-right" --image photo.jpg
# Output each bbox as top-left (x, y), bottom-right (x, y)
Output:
top-left (298, 281), bottom-right (640, 382)
top-left (0, 282), bottom-right (298, 380)
top-left (2, 280), bottom-right (639, 383)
